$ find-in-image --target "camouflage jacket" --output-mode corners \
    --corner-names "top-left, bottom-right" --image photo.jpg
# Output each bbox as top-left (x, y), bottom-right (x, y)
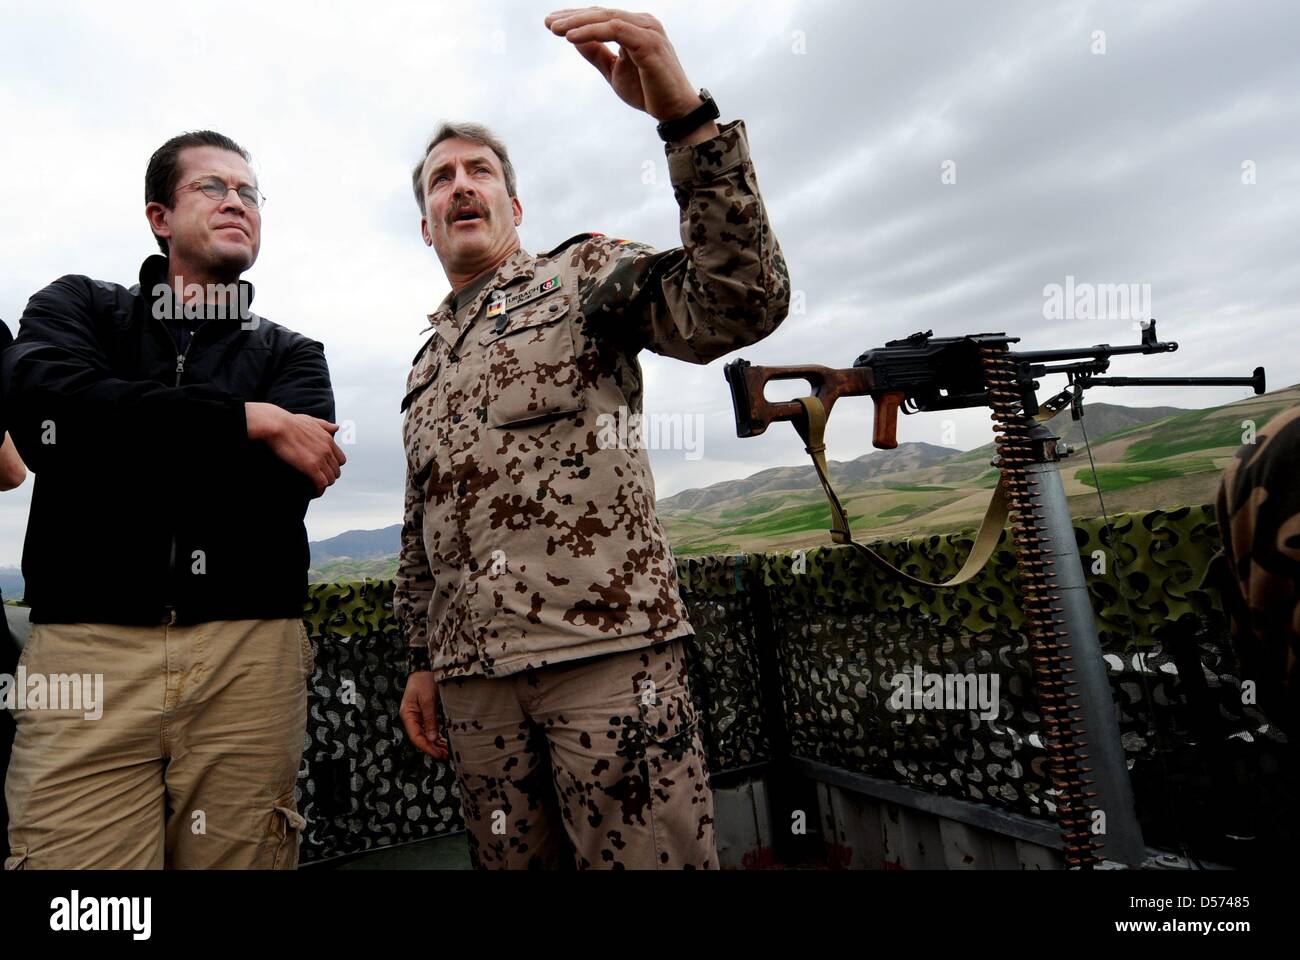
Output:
top-left (395, 119), bottom-right (790, 681)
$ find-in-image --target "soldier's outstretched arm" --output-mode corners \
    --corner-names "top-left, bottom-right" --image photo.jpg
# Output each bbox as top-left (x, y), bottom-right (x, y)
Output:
top-left (545, 7), bottom-right (792, 364)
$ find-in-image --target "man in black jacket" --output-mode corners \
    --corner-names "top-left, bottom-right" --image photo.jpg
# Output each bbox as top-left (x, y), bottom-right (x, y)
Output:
top-left (1, 131), bottom-right (344, 869)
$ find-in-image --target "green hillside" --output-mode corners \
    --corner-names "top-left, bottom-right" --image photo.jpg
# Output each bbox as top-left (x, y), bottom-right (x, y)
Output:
top-left (309, 555), bottom-right (398, 583)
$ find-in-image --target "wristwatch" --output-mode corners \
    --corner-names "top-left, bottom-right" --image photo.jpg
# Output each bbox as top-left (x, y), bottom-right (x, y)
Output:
top-left (657, 89), bottom-right (720, 143)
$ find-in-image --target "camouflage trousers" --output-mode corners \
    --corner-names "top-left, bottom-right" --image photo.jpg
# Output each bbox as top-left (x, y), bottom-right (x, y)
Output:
top-left (437, 635), bottom-right (718, 869)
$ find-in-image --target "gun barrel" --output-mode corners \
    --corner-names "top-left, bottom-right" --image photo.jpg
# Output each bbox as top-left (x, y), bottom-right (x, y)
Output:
top-left (1014, 341), bottom-right (1178, 363)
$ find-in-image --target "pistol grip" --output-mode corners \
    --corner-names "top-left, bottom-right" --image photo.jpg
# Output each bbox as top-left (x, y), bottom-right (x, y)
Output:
top-left (873, 392), bottom-right (905, 449)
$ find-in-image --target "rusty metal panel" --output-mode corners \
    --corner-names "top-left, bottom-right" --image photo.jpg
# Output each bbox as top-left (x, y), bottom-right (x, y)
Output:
top-left (897, 805), bottom-right (947, 869)
top-left (713, 778), bottom-right (770, 869)
top-left (938, 818), bottom-right (997, 869)
top-left (1015, 838), bottom-right (1064, 870)
top-left (817, 782), bottom-right (884, 869)
top-left (815, 780), bottom-right (1064, 870)
top-left (991, 834), bottom-right (1026, 869)
top-left (879, 798), bottom-right (907, 868)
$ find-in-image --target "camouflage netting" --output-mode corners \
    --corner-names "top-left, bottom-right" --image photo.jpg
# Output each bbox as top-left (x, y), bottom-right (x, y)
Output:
top-left (298, 581), bottom-right (463, 863)
top-left (298, 505), bottom-right (1297, 866)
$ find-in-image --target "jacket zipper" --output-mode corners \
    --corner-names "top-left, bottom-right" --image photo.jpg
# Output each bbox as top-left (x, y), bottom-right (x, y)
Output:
top-left (160, 319), bottom-right (202, 625)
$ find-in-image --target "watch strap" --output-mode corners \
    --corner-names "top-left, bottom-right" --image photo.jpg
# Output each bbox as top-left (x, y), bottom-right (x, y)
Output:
top-left (657, 89), bottom-right (720, 143)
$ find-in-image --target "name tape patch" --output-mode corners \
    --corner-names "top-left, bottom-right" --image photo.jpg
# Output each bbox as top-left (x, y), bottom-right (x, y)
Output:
top-left (505, 275), bottom-right (561, 310)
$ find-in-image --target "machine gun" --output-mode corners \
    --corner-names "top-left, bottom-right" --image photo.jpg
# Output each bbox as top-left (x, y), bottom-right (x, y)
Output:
top-left (723, 320), bottom-right (1264, 869)
top-left (725, 320), bottom-right (1263, 447)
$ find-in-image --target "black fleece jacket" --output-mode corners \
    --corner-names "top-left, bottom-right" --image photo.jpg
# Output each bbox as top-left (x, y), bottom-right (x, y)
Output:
top-left (0, 255), bottom-right (335, 625)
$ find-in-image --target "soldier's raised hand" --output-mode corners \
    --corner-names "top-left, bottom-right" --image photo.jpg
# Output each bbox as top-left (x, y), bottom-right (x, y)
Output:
top-left (544, 8), bottom-right (712, 131)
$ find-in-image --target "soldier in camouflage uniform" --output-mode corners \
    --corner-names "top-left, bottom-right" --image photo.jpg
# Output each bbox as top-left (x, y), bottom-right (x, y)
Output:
top-left (395, 7), bottom-right (790, 868)
top-left (1215, 404), bottom-right (1300, 741)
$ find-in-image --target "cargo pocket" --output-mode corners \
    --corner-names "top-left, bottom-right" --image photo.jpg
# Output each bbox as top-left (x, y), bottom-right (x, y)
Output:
top-left (638, 684), bottom-right (701, 761)
top-left (270, 797), bottom-right (307, 870)
top-left (635, 675), bottom-right (706, 869)
top-left (480, 294), bottom-right (586, 428)
top-left (4, 847), bottom-right (28, 871)
top-left (634, 640), bottom-right (713, 868)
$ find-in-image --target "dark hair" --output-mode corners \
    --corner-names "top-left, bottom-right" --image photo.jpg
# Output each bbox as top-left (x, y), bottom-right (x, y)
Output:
top-left (145, 130), bottom-right (252, 254)
top-left (411, 121), bottom-right (517, 214)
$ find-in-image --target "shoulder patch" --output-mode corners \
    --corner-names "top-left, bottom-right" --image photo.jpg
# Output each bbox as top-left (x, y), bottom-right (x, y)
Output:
top-left (541, 232), bottom-right (605, 259)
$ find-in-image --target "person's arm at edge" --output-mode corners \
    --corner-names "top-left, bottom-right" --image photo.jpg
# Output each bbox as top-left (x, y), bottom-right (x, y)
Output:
top-left (0, 321), bottom-right (22, 489)
top-left (0, 434), bottom-right (24, 491)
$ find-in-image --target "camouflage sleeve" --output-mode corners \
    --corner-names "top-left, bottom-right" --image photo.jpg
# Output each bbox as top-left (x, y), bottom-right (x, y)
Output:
top-left (579, 119), bottom-right (791, 364)
top-left (393, 460), bottom-right (434, 670)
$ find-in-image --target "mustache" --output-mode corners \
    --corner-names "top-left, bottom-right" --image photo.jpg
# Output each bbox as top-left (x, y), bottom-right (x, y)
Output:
top-left (447, 200), bottom-right (489, 225)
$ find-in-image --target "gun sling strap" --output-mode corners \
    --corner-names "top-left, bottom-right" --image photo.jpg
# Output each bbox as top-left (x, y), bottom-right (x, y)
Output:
top-left (792, 395), bottom-right (1049, 589)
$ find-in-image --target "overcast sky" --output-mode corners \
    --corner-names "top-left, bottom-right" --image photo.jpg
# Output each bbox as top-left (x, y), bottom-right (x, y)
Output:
top-left (1, 0), bottom-right (1297, 567)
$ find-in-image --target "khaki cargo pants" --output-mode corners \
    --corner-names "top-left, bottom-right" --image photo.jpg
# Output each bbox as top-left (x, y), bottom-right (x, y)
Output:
top-left (5, 618), bottom-right (311, 870)
top-left (438, 635), bottom-right (717, 869)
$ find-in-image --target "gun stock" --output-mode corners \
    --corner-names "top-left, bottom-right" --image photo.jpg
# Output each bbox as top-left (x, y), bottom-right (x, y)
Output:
top-left (725, 359), bottom-right (895, 444)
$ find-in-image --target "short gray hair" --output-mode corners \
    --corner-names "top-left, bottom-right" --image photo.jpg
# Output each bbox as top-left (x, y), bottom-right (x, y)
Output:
top-left (411, 121), bottom-right (517, 213)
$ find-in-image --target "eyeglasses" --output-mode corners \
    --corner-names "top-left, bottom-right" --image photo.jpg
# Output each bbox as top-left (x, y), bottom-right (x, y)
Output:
top-left (178, 176), bottom-right (266, 210)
